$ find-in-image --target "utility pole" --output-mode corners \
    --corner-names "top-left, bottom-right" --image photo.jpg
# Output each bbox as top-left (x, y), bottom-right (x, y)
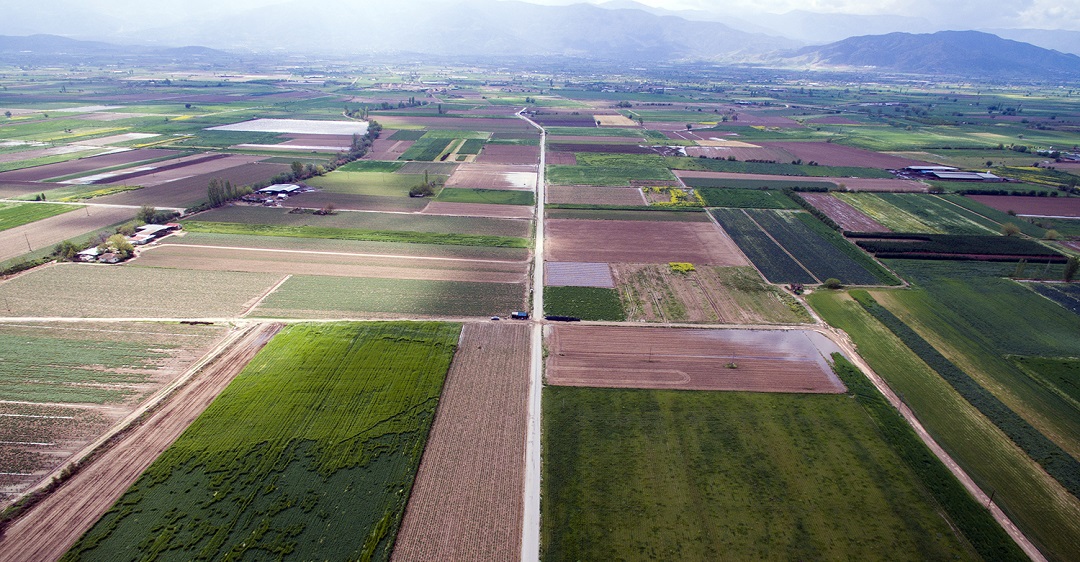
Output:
top-left (24, 233), bottom-right (32, 252)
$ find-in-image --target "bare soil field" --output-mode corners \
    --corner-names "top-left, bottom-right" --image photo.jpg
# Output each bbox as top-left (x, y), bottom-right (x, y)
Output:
top-left (0, 322), bottom-right (226, 506)
top-left (475, 144), bottom-right (540, 165)
top-left (281, 191), bottom-right (428, 213)
top-left (392, 322), bottom-right (529, 562)
top-left (421, 201), bottom-right (535, 219)
top-left (446, 164), bottom-right (537, 191)
top-left (0, 206), bottom-right (133, 264)
top-left (612, 264), bottom-right (807, 324)
top-left (131, 244), bottom-right (529, 284)
top-left (594, 114), bottom-right (638, 127)
top-left (101, 153), bottom-right (263, 187)
top-left (0, 146), bottom-right (101, 167)
top-left (0, 322), bottom-right (282, 562)
top-left (96, 161), bottom-right (291, 208)
top-left (0, 149), bottom-right (180, 182)
top-left (546, 185), bottom-right (645, 206)
top-left (548, 143), bottom-right (653, 154)
top-left (0, 263), bottom-right (282, 318)
top-left (547, 136), bottom-right (643, 144)
top-left (757, 142), bottom-right (931, 169)
top-left (800, 192), bottom-right (890, 232)
top-left (967, 195), bottom-right (1080, 218)
top-left (364, 138), bottom-right (415, 160)
top-left (546, 325), bottom-right (846, 393)
top-left (545, 152), bottom-right (577, 165)
top-left (545, 219), bottom-right (748, 265)
top-left (674, 170), bottom-right (927, 192)
top-left (77, 133), bottom-right (161, 147)
top-left (546, 262), bottom-right (615, 288)
top-left (684, 145), bottom-right (794, 161)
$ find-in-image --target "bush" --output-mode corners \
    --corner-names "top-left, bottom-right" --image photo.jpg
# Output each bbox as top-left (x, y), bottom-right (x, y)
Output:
top-left (822, 278), bottom-right (843, 289)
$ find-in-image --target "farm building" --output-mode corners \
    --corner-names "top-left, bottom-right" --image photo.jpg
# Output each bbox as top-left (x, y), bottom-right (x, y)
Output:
top-left (127, 223), bottom-right (181, 245)
top-left (76, 247), bottom-right (102, 262)
top-left (258, 184), bottom-right (303, 195)
top-left (930, 171), bottom-right (1003, 182)
top-left (904, 165), bottom-right (960, 173)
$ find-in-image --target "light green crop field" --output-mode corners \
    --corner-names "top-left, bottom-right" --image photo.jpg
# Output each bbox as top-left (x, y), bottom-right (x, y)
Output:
top-left (0, 202), bottom-right (79, 231)
top-left (63, 322), bottom-right (460, 562)
top-left (808, 290), bottom-right (1080, 562)
top-left (305, 171), bottom-right (433, 197)
top-left (543, 386), bottom-right (980, 561)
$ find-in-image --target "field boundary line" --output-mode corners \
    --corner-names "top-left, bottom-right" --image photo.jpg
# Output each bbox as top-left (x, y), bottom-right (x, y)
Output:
top-left (241, 274), bottom-right (291, 318)
top-left (822, 325), bottom-right (1049, 562)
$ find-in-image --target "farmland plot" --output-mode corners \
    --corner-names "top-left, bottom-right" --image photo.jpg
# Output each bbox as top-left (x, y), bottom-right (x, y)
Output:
top-left (799, 192), bottom-right (890, 232)
top-left (207, 118), bottom-right (369, 135)
top-left (546, 325), bottom-right (845, 393)
top-left (875, 194), bottom-right (999, 235)
top-left (709, 208), bottom-right (816, 284)
top-left (0, 264), bottom-right (282, 318)
top-left (393, 323), bottom-right (529, 562)
top-left (251, 275), bottom-right (526, 319)
top-left (543, 387), bottom-right (978, 561)
top-left (64, 322), bottom-right (458, 561)
top-left (0, 206), bottom-right (133, 265)
top-left (676, 171), bottom-right (926, 192)
top-left (545, 219), bottom-right (747, 265)
top-left (745, 209), bottom-right (887, 285)
top-left (446, 164), bottom-right (538, 191)
top-left (546, 185), bottom-right (646, 206)
top-left (612, 264), bottom-right (810, 324)
top-left (0, 203), bottom-right (78, 232)
top-left (0, 322), bottom-right (225, 506)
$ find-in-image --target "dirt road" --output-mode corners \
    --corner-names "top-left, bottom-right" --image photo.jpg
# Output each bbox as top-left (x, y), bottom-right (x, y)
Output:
top-left (0, 322), bottom-right (282, 562)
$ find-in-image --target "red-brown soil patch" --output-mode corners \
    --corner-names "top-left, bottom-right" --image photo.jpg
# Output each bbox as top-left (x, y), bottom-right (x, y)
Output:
top-left (421, 201), bottom-right (534, 219)
top-left (102, 153), bottom-right (263, 187)
top-left (96, 161), bottom-right (291, 208)
top-left (800, 192), bottom-right (890, 232)
top-left (446, 164), bottom-right (537, 191)
top-left (546, 325), bottom-right (846, 393)
top-left (548, 143), bottom-right (652, 154)
top-left (545, 152), bottom-right (577, 165)
top-left (392, 322), bottom-right (529, 562)
top-left (967, 195), bottom-right (1080, 218)
top-left (546, 185), bottom-right (645, 206)
top-left (281, 191), bottom-right (427, 213)
top-left (674, 170), bottom-right (927, 192)
top-left (131, 245), bottom-right (529, 283)
top-left (757, 142), bottom-right (931, 169)
top-left (475, 144), bottom-right (540, 165)
top-left (0, 323), bottom-right (282, 562)
top-left (364, 138), bottom-right (415, 160)
top-left (545, 219), bottom-right (747, 265)
top-left (0, 149), bottom-right (181, 182)
top-left (0, 206), bottom-right (134, 264)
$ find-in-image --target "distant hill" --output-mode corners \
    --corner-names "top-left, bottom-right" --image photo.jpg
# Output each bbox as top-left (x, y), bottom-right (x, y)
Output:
top-left (787, 31), bottom-right (1080, 79)
top-left (0, 34), bottom-right (235, 65)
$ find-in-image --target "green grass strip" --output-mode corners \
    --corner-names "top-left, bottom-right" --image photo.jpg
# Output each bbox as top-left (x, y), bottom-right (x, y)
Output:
top-left (435, 188), bottom-right (534, 206)
top-left (851, 290), bottom-right (1080, 499)
top-left (829, 354), bottom-right (1027, 562)
top-left (182, 221), bottom-right (529, 248)
top-left (0, 203), bottom-right (78, 231)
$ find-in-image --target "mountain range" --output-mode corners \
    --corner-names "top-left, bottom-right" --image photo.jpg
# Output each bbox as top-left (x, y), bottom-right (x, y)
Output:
top-left (2, 0), bottom-right (1078, 80)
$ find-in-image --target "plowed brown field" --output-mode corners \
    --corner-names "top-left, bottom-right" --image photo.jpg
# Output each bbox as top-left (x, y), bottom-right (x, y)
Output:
top-left (800, 192), bottom-right (890, 232)
top-left (476, 145), bottom-right (540, 165)
top-left (0, 206), bottom-right (134, 264)
top-left (674, 170), bottom-right (927, 192)
top-left (0, 322), bottom-right (282, 562)
top-left (758, 142), bottom-right (931, 168)
top-left (546, 185), bottom-right (645, 206)
top-left (393, 322), bottom-right (529, 562)
top-left (446, 164), bottom-right (537, 191)
top-left (0, 149), bottom-right (181, 182)
top-left (968, 195), bottom-right (1080, 218)
top-left (421, 201), bottom-right (535, 219)
top-left (546, 325), bottom-right (846, 393)
top-left (545, 219), bottom-right (747, 265)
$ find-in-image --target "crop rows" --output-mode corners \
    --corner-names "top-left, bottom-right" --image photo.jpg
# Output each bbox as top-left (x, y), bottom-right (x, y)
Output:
top-left (854, 233), bottom-right (1063, 259)
top-left (401, 137), bottom-right (454, 161)
top-left (696, 188), bottom-right (798, 209)
top-left (746, 209), bottom-right (885, 285)
top-left (943, 195), bottom-right (1048, 238)
top-left (1027, 282), bottom-right (1080, 316)
top-left (543, 286), bottom-right (625, 321)
top-left (667, 156), bottom-right (894, 179)
top-left (876, 193), bottom-right (998, 235)
top-left (852, 291), bottom-right (1080, 498)
top-left (710, 208), bottom-right (816, 284)
top-left (64, 322), bottom-right (461, 561)
top-left (182, 221), bottom-right (529, 248)
top-left (682, 177), bottom-right (835, 190)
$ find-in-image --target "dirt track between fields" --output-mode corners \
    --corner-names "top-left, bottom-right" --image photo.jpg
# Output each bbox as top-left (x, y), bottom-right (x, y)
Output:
top-left (0, 322), bottom-right (282, 562)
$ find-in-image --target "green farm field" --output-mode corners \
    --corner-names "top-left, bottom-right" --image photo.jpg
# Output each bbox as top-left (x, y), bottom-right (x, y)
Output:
top-left (182, 221), bottom-right (528, 248)
top-left (0, 203), bottom-right (78, 231)
top-left (63, 322), bottom-right (460, 561)
top-left (836, 193), bottom-right (1000, 234)
top-left (547, 153), bottom-right (674, 186)
top-left (543, 386), bottom-right (981, 561)
top-left (543, 286), bottom-right (625, 321)
top-left (188, 206), bottom-right (531, 238)
top-left (252, 275), bottom-right (526, 318)
top-left (435, 188), bottom-right (535, 206)
top-left (808, 290), bottom-right (1080, 562)
top-left (305, 171), bottom-right (434, 197)
top-left (0, 264), bottom-right (281, 318)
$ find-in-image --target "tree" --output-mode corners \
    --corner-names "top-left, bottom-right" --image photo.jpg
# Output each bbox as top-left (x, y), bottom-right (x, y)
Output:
top-left (686, 123), bottom-right (693, 130)
top-left (105, 234), bottom-right (134, 259)
top-left (1043, 229), bottom-right (1060, 241)
top-left (3, 111), bottom-right (10, 119)
top-left (822, 278), bottom-right (843, 289)
top-left (1065, 257), bottom-right (1079, 282)
top-left (290, 161), bottom-right (304, 179)
top-left (53, 240), bottom-right (81, 262)
top-left (136, 205), bottom-right (157, 224)
top-left (1001, 222), bottom-right (1021, 237)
